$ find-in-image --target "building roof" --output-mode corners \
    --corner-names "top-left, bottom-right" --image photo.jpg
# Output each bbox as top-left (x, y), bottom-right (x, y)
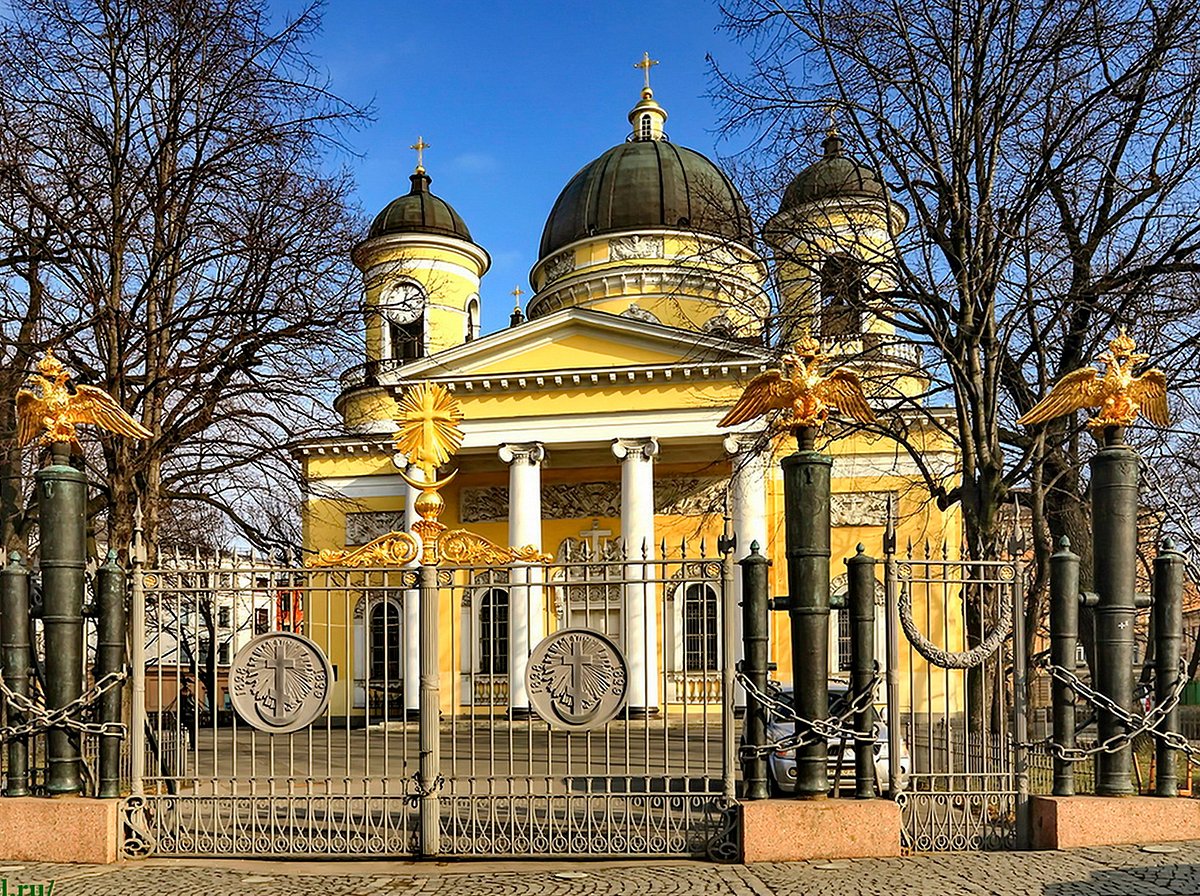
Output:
top-left (781, 132), bottom-right (886, 210)
top-left (368, 171), bottom-right (473, 242)
top-left (538, 140), bottom-right (755, 259)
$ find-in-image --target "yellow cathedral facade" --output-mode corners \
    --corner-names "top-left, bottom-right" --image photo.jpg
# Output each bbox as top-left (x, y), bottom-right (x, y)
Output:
top-left (296, 64), bottom-right (962, 719)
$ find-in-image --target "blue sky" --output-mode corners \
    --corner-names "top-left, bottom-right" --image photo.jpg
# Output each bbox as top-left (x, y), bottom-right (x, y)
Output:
top-left (308, 0), bottom-right (755, 333)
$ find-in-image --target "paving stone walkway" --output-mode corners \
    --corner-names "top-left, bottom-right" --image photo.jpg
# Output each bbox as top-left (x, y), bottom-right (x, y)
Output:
top-left (10, 842), bottom-right (1200, 896)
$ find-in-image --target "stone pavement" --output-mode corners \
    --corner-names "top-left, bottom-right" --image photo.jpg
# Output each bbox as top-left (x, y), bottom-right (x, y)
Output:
top-left (8, 842), bottom-right (1200, 896)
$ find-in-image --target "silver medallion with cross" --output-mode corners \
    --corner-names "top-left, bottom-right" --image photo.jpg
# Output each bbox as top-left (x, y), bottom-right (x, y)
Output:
top-left (526, 628), bottom-right (628, 731)
top-left (229, 631), bottom-right (332, 734)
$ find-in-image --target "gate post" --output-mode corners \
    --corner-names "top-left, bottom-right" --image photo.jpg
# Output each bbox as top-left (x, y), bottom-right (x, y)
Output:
top-left (739, 543), bottom-right (772, 800)
top-left (418, 562), bottom-right (441, 855)
top-left (38, 442), bottom-right (87, 796)
top-left (128, 509), bottom-right (147, 797)
top-left (1, 552), bottom-right (33, 796)
top-left (781, 425), bottom-right (830, 799)
top-left (846, 545), bottom-right (877, 799)
top-left (882, 506), bottom-right (902, 800)
top-left (95, 550), bottom-right (127, 799)
top-left (1049, 537), bottom-right (1080, 797)
top-left (1091, 431), bottom-right (1139, 796)
top-left (1152, 538), bottom-right (1184, 797)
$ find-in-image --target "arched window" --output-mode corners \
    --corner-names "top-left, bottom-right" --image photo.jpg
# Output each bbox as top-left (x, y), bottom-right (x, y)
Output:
top-left (683, 584), bottom-right (719, 671)
top-left (820, 254), bottom-right (864, 337)
top-left (479, 588), bottom-right (509, 675)
top-left (465, 297), bottom-right (480, 343)
top-left (640, 114), bottom-right (653, 140)
top-left (369, 601), bottom-right (402, 683)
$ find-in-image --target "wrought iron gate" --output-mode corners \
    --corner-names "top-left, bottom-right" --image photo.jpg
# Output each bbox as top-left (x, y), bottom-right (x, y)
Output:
top-left (121, 543), bottom-right (737, 859)
top-left (884, 537), bottom-right (1027, 852)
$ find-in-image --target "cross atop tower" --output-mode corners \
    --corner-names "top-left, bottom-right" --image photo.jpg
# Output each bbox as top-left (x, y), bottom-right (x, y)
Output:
top-left (410, 136), bottom-right (430, 173)
top-left (511, 286), bottom-right (525, 311)
top-left (634, 52), bottom-right (659, 93)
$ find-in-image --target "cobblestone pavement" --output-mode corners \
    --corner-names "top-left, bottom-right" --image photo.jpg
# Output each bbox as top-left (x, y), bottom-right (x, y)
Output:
top-left (10, 843), bottom-right (1200, 895)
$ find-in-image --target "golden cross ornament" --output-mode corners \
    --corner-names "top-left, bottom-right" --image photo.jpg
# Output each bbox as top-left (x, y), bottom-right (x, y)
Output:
top-left (634, 52), bottom-right (659, 91)
top-left (410, 136), bottom-right (430, 173)
top-left (511, 286), bottom-right (525, 311)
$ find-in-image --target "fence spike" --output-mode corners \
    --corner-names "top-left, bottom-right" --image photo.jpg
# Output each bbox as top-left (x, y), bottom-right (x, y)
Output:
top-left (699, 536), bottom-right (707, 558)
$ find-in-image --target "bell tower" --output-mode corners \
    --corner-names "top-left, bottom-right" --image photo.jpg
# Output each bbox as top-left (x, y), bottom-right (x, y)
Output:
top-left (352, 137), bottom-right (490, 367)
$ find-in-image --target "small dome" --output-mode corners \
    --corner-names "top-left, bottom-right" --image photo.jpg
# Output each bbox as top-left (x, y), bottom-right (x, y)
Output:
top-left (781, 133), bottom-right (885, 210)
top-left (368, 171), bottom-right (473, 241)
top-left (538, 140), bottom-right (754, 259)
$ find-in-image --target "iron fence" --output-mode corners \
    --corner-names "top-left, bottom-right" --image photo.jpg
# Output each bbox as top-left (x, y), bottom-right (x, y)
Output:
top-left (122, 545), bottom-right (738, 859)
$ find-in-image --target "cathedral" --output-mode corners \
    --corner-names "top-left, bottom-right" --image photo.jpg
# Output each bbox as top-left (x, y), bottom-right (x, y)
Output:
top-left (296, 62), bottom-right (961, 719)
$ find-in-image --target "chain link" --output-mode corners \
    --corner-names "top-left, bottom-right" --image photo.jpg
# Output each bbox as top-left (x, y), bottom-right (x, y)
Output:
top-left (736, 669), bottom-right (882, 760)
top-left (0, 669), bottom-right (129, 742)
top-left (1029, 658), bottom-right (1187, 762)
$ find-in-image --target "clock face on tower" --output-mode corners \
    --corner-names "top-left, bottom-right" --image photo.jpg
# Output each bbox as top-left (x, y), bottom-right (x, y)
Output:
top-left (379, 281), bottom-right (424, 325)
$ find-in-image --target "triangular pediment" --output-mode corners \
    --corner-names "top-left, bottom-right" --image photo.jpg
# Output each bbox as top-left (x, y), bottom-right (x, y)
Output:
top-left (397, 308), bottom-right (770, 379)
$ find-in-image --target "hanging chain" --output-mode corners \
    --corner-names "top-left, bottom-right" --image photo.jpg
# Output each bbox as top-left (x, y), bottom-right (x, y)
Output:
top-left (736, 668), bottom-right (882, 759)
top-left (1028, 657), bottom-right (1187, 762)
top-left (0, 668), bottom-right (128, 742)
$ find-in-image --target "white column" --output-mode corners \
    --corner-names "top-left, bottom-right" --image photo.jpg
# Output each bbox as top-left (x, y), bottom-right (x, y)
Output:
top-left (724, 435), bottom-right (770, 706)
top-left (498, 442), bottom-right (546, 717)
top-left (400, 459), bottom-right (423, 718)
top-left (613, 437), bottom-right (660, 714)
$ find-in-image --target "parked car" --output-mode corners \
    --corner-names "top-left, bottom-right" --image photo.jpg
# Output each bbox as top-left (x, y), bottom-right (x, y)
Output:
top-left (763, 681), bottom-right (911, 795)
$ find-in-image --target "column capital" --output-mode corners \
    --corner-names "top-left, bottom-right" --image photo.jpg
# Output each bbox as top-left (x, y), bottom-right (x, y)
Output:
top-left (498, 442), bottom-right (546, 466)
top-left (611, 437), bottom-right (659, 461)
top-left (723, 432), bottom-right (768, 457)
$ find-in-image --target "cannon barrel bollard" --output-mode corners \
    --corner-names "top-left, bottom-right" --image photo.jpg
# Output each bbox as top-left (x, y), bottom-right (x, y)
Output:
top-left (1091, 432), bottom-right (1139, 796)
top-left (1153, 538), bottom-right (1184, 797)
top-left (847, 545), bottom-right (878, 799)
top-left (739, 543), bottom-right (772, 800)
top-left (38, 442), bottom-right (87, 795)
top-left (0, 553), bottom-right (33, 796)
top-left (95, 550), bottom-right (127, 799)
top-left (1049, 537), bottom-right (1081, 797)
top-left (781, 426), bottom-right (830, 799)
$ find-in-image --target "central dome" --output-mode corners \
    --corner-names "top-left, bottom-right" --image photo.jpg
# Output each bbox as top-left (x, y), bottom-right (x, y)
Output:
top-left (538, 140), bottom-right (754, 260)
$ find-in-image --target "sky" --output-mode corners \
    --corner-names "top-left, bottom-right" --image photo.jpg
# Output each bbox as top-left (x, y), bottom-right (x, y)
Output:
top-left (305, 0), bottom-right (757, 334)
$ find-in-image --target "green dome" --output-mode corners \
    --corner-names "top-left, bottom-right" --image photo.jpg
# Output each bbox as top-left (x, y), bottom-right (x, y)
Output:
top-left (539, 140), bottom-right (754, 259)
top-left (368, 171), bottom-right (473, 241)
top-left (782, 134), bottom-right (885, 209)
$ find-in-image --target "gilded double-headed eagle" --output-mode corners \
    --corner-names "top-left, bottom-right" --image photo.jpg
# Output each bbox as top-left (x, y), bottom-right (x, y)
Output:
top-left (1017, 330), bottom-right (1168, 430)
top-left (719, 337), bottom-right (875, 430)
top-left (15, 350), bottom-right (152, 447)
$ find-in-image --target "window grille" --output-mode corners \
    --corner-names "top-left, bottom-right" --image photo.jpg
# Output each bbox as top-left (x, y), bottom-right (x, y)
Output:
top-left (683, 584), bottom-right (718, 671)
top-left (479, 589), bottom-right (509, 675)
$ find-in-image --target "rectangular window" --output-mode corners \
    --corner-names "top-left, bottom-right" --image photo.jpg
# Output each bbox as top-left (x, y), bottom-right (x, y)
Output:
top-left (254, 607), bottom-right (269, 635)
top-left (218, 641), bottom-right (231, 665)
top-left (218, 606), bottom-right (231, 629)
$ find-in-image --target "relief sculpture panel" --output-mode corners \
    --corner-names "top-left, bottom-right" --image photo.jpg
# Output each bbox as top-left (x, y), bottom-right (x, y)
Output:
top-left (461, 477), bottom-right (730, 523)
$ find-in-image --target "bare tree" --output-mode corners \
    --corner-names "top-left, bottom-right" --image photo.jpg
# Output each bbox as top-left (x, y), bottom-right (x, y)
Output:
top-left (0, 0), bottom-right (369, 557)
top-left (713, 0), bottom-right (1200, 664)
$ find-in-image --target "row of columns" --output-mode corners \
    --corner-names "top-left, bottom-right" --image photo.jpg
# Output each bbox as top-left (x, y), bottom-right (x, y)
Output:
top-left (399, 435), bottom-right (769, 716)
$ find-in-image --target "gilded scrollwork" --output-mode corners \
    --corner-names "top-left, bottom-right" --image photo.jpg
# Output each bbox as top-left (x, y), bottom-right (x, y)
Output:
top-left (439, 529), bottom-right (553, 566)
top-left (305, 531), bottom-right (420, 568)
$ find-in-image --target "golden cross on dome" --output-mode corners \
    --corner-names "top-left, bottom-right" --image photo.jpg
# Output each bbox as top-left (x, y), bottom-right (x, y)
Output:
top-left (410, 136), bottom-right (430, 173)
top-left (825, 101), bottom-right (840, 137)
top-left (634, 52), bottom-right (659, 91)
top-left (511, 286), bottom-right (525, 310)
